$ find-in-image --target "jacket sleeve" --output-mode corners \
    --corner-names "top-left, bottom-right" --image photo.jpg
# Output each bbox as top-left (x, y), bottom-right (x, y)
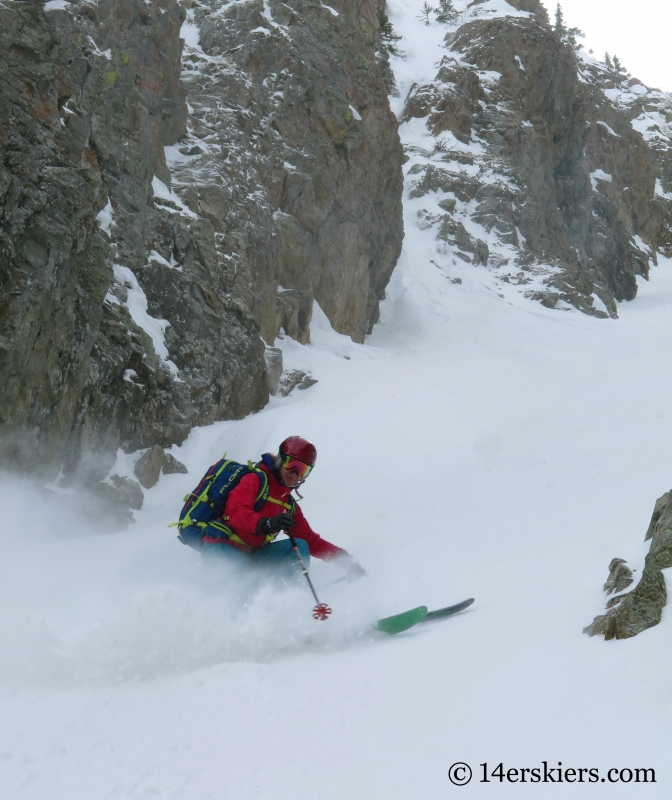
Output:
top-left (224, 473), bottom-right (270, 549)
top-left (292, 504), bottom-right (344, 561)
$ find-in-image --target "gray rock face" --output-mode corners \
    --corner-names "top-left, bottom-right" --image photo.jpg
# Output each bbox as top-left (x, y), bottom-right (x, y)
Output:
top-left (163, 452), bottom-right (188, 475)
top-left (506, 0), bottom-right (548, 17)
top-left (0, 0), bottom-right (266, 480)
top-left (134, 444), bottom-right (186, 488)
top-left (108, 474), bottom-right (145, 511)
top-left (0, 0), bottom-right (403, 481)
top-left (264, 347), bottom-right (284, 396)
top-left (134, 444), bottom-right (166, 489)
top-left (279, 368), bottom-right (315, 396)
top-left (645, 490), bottom-right (672, 541)
top-left (402, 1), bottom-right (672, 316)
top-left (83, 474), bottom-right (144, 530)
top-left (585, 491), bottom-right (672, 640)
top-left (602, 558), bottom-right (634, 595)
top-left (175, 0), bottom-right (404, 346)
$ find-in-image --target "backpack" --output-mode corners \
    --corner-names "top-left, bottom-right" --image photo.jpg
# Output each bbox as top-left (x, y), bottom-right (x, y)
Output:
top-left (175, 455), bottom-right (270, 550)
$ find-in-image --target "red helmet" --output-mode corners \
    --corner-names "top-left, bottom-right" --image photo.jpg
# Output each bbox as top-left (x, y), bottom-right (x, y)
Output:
top-left (279, 436), bottom-right (317, 467)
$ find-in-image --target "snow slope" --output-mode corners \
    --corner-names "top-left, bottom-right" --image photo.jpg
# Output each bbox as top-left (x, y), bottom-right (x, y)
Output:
top-left (2, 1), bottom-right (672, 797)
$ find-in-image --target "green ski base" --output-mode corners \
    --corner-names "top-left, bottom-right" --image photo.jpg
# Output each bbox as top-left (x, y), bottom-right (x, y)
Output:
top-left (374, 606), bottom-right (428, 634)
top-left (374, 598), bottom-right (474, 635)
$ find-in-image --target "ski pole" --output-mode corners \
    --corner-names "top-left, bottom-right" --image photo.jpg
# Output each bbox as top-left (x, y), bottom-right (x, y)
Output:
top-left (320, 576), bottom-right (347, 589)
top-left (285, 529), bottom-right (332, 621)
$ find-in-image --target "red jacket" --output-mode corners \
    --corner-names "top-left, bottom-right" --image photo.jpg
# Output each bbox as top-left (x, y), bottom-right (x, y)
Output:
top-left (208, 458), bottom-right (343, 561)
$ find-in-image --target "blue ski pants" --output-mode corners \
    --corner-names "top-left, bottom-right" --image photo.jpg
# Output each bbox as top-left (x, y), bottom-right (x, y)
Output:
top-left (202, 537), bottom-right (310, 582)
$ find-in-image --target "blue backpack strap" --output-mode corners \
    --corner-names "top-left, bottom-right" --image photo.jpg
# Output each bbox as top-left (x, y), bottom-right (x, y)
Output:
top-left (217, 467), bottom-right (269, 524)
top-left (209, 470), bottom-right (274, 548)
top-left (252, 469), bottom-right (270, 510)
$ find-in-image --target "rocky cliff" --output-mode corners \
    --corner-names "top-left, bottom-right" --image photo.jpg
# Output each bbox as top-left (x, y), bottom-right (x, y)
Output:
top-left (4, 0), bottom-right (672, 518)
top-left (389, 0), bottom-right (672, 643)
top-left (585, 491), bottom-right (672, 640)
top-left (400, 0), bottom-right (672, 316)
top-left (0, 0), bottom-right (403, 485)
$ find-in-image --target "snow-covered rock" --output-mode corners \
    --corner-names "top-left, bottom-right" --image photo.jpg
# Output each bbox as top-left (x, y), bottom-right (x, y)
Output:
top-left (586, 489), bottom-right (672, 639)
top-left (0, 0), bottom-right (402, 485)
top-left (395, 0), bottom-right (672, 317)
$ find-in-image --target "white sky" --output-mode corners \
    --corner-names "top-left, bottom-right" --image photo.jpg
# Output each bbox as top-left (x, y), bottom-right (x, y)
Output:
top-left (541, 0), bottom-right (672, 91)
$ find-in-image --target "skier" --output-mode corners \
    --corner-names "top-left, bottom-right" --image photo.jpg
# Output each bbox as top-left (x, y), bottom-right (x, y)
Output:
top-left (201, 436), bottom-right (366, 583)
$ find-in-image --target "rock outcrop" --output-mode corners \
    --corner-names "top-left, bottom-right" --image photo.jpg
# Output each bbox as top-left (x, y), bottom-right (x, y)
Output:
top-left (0, 0), bottom-right (403, 490)
top-left (585, 491), bottom-right (672, 640)
top-left (602, 558), bottom-right (634, 595)
top-left (133, 443), bottom-right (187, 488)
top-left (177, 0), bottom-right (403, 346)
top-left (401, 0), bottom-right (672, 316)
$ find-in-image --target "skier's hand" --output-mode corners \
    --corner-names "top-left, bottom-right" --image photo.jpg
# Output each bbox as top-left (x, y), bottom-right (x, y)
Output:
top-left (257, 513), bottom-right (296, 535)
top-left (345, 560), bottom-right (367, 582)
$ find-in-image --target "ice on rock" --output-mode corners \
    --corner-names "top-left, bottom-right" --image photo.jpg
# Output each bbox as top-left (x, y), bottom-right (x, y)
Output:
top-left (112, 264), bottom-right (180, 377)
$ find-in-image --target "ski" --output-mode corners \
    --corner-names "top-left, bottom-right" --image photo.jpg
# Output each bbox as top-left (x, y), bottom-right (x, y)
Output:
top-left (375, 606), bottom-right (428, 634)
top-left (422, 597), bottom-right (474, 623)
top-left (374, 598), bottom-right (474, 635)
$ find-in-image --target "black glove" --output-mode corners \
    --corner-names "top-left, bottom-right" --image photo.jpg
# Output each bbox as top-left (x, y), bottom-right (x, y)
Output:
top-left (257, 513), bottom-right (296, 535)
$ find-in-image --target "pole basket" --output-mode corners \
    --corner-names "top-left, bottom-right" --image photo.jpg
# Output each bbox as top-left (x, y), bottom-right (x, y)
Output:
top-left (312, 603), bottom-right (332, 621)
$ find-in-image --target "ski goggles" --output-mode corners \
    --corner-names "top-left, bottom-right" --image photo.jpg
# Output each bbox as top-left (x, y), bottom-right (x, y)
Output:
top-left (281, 455), bottom-right (313, 479)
